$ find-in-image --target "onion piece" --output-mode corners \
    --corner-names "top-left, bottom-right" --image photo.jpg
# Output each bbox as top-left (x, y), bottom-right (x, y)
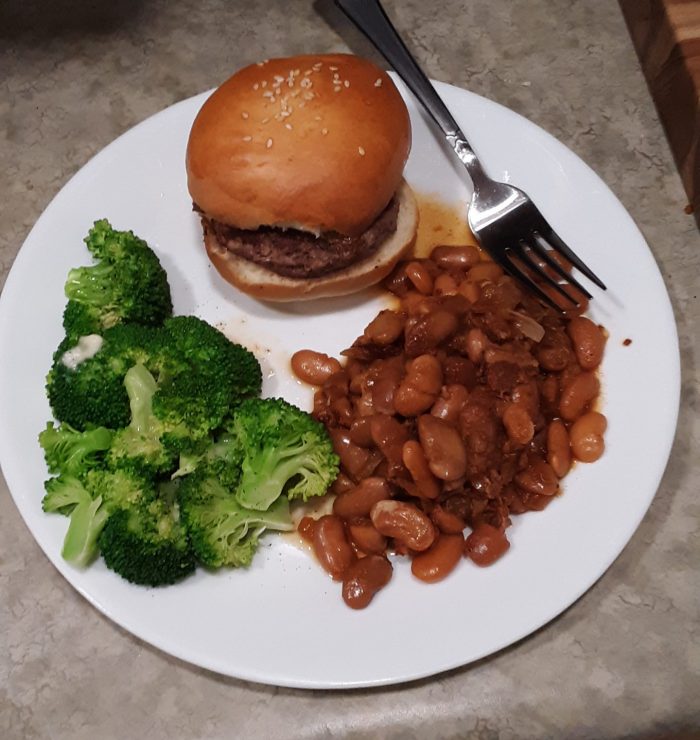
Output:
top-left (509, 310), bottom-right (545, 342)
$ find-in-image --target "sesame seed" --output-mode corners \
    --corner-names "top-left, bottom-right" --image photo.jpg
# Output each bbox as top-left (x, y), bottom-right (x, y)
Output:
top-left (262, 91), bottom-right (274, 99)
top-left (274, 75), bottom-right (284, 83)
top-left (322, 128), bottom-right (328, 135)
top-left (285, 123), bottom-right (293, 130)
top-left (374, 78), bottom-right (382, 87)
top-left (253, 83), bottom-right (259, 90)
top-left (344, 80), bottom-right (350, 88)
top-left (293, 68), bottom-right (300, 76)
top-left (314, 115), bottom-right (322, 121)
top-left (300, 77), bottom-right (312, 89)
top-left (303, 91), bottom-right (314, 101)
top-left (266, 138), bottom-right (273, 148)
top-left (243, 135), bottom-right (252, 142)
top-left (304, 69), bottom-right (313, 76)
top-left (241, 111), bottom-right (249, 119)
top-left (262, 117), bottom-right (270, 123)
top-left (329, 66), bottom-right (338, 71)
top-left (358, 146), bottom-right (365, 156)
top-left (261, 80), bottom-right (267, 88)
top-left (334, 86), bottom-right (342, 92)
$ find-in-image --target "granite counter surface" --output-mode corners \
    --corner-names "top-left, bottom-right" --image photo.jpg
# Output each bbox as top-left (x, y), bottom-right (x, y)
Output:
top-left (1, 1), bottom-right (699, 738)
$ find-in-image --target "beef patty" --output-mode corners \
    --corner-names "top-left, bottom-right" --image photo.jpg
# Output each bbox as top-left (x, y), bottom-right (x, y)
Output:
top-left (198, 196), bottom-right (399, 279)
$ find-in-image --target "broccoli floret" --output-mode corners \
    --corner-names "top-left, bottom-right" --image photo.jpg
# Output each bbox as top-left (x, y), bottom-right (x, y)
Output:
top-left (230, 398), bottom-right (339, 511)
top-left (39, 421), bottom-right (114, 476)
top-left (107, 364), bottom-right (177, 475)
top-left (178, 471), bottom-right (293, 568)
top-left (155, 316), bottom-right (262, 437)
top-left (98, 498), bottom-right (194, 587)
top-left (46, 323), bottom-right (163, 430)
top-left (42, 476), bottom-right (109, 567)
top-left (172, 431), bottom-right (241, 488)
top-left (62, 219), bottom-right (172, 340)
top-left (47, 317), bottom-right (262, 443)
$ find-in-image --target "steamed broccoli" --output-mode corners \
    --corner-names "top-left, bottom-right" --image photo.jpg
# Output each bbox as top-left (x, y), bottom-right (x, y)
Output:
top-left (178, 471), bottom-right (293, 568)
top-left (62, 219), bottom-right (172, 340)
top-left (230, 398), bottom-right (339, 511)
top-left (107, 363), bottom-right (178, 475)
top-left (47, 317), bottom-right (261, 438)
top-left (39, 421), bottom-right (114, 476)
top-left (98, 496), bottom-right (194, 586)
top-left (42, 476), bottom-right (109, 567)
top-left (46, 323), bottom-right (162, 430)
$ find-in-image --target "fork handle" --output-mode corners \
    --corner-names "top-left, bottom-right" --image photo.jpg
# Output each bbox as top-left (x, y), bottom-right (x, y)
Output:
top-left (334, 0), bottom-right (488, 184)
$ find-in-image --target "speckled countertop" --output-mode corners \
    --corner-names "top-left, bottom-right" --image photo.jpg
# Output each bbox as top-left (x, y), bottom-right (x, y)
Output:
top-left (2, 1), bottom-right (699, 738)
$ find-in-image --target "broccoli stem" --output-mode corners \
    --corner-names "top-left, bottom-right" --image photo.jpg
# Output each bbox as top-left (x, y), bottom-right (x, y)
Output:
top-left (61, 495), bottom-right (109, 567)
top-left (124, 363), bottom-right (158, 435)
top-left (238, 444), bottom-right (310, 510)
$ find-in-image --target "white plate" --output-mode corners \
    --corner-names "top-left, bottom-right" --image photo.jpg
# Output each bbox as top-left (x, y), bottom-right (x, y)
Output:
top-left (0, 78), bottom-right (680, 689)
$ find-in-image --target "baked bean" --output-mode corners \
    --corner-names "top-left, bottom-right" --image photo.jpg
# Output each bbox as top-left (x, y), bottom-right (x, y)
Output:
top-left (466, 261), bottom-right (503, 283)
top-left (510, 381), bottom-right (540, 419)
top-left (394, 355), bottom-right (443, 416)
top-left (348, 417), bottom-right (374, 448)
top-left (570, 411), bottom-right (607, 462)
top-left (502, 403), bottom-right (534, 444)
top-left (313, 515), bottom-right (355, 580)
top-left (330, 472), bottom-right (355, 496)
top-left (363, 310), bottom-right (404, 345)
top-left (370, 500), bottom-right (436, 551)
top-left (458, 279), bottom-right (481, 303)
top-left (342, 555), bottom-right (393, 609)
top-left (465, 328), bottom-right (489, 364)
top-left (547, 419), bottom-right (572, 477)
top-left (431, 384), bottom-right (469, 426)
top-left (405, 310), bottom-right (458, 356)
top-left (370, 415), bottom-right (408, 472)
top-left (402, 440), bottom-right (441, 499)
top-left (567, 317), bottom-right (606, 370)
top-left (333, 477), bottom-right (392, 519)
top-left (347, 519), bottom-right (388, 555)
top-left (430, 244), bottom-right (481, 271)
top-left (411, 533), bottom-right (464, 582)
top-left (430, 504), bottom-right (466, 534)
top-left (515, 459), bottom-right (559, 496)
top-left (417, 414), bottom-right (467, 481)
top-left (329, 428), bottom-right (380, 479)
top-left (434, 273), bottom-right (459, 296)
top-left (559, 371), bottom-right (600, 421)
top-left (464, 524), bottom-right (510, 566)
top-left (298, 516), bottom-right (316, 544)
top-left (405, 261), bottom-right (434, 295)
top-left (290, 350), bottom-right (342, 386)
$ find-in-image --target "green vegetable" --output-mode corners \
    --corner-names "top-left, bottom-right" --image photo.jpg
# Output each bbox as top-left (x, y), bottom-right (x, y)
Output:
top-left (39, 421), bottom-right (114, 476)
top-left (230, 397), bottom-right (339, 511)
top-left (46, 323), bottom-right (162, 430)
top-left (178, 471), bottom-right (293, 568)
top-left (42, 476), bottom-right (108, 567)
top-left (63, 219), bottom-right (172, 340)
top-left (98, 498), bottom-right (194, 587)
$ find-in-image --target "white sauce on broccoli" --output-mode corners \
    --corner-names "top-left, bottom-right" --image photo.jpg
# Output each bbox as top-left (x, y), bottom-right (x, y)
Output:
top-left (61, 334), bottom-right (104, 370)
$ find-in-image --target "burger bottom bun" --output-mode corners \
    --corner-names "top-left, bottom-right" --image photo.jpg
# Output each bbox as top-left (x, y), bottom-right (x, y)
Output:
top-left (204, 180), bottom-right (418, 302)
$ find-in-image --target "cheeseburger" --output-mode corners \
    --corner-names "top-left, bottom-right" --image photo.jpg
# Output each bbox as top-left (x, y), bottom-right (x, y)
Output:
top-left (186, 53), bottom-right (417, 301)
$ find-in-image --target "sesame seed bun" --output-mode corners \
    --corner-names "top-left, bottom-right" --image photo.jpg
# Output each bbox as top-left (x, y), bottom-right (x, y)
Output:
top-left (186, 54), bottom-right (412, 236)
top-left (204, 179), bottom-right (418, 302)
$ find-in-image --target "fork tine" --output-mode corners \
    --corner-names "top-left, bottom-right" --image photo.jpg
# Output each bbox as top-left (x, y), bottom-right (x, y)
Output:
top-left (501, 252), bottom-right (561, 311)
top-left (538, 227), bottom-right (607, 290)
top-left (527, 236), bottom-right (592, 299)
top-left (512, 244), bottom-right (580, 306)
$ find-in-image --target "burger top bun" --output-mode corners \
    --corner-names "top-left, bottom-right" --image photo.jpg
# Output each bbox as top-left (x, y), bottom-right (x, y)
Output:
top-left (186, 54), bottom-right (411, 237)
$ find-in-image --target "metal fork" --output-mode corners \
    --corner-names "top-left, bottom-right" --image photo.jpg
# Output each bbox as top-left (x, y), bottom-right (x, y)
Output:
top-left (335, 0), bottom-right (606, 309)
